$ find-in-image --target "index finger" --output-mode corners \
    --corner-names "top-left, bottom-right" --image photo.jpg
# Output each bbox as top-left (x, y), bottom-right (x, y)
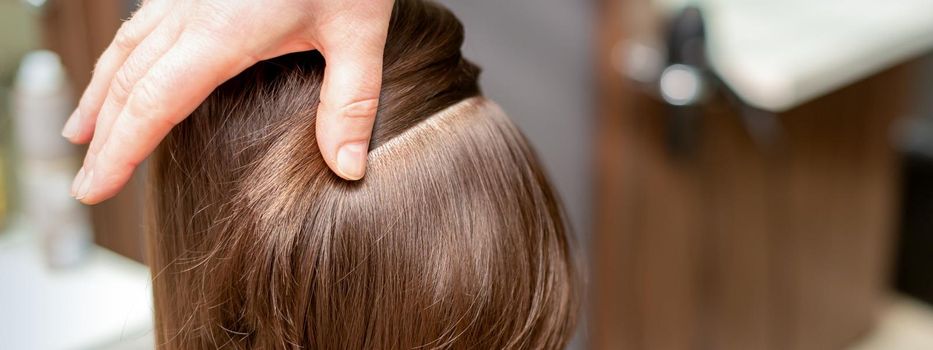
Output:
top-left (315, 27), bottom-right (390, 181)
top-left (75, 31), bottom-right (253, 204)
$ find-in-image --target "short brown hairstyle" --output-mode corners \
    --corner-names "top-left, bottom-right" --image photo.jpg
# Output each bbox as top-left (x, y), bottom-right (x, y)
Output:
top-left (147, 1), bottom-right (577, 349)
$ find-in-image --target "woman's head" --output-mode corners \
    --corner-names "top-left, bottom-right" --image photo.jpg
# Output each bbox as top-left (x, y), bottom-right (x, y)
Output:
top-left (148, 1), bottom-right (577, 349)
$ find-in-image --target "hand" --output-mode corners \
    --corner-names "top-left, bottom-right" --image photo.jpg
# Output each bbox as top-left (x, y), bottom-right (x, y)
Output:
top-left (62, 0), bottom-right (394, 204)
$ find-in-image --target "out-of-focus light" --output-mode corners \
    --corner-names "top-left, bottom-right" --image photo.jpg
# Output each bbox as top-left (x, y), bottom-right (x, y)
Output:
top-left (21, 0), bottom-right (48, 10)
top-left (615, 40), bottom-right (664, 84)
top-left (660, 64), bottom-right (703, 106)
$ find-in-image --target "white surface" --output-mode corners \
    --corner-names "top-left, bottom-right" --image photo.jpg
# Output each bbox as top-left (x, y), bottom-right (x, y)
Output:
top-left (851, 296), bottom-right (933, 350)
top-left (0, 223), bottom-right (153, 350)
top-left (661, 0), bottom-right (933, 111)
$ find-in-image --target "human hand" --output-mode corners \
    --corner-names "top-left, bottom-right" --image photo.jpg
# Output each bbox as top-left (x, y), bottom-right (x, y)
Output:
top-left (62, 0), bottom-right (394, 204)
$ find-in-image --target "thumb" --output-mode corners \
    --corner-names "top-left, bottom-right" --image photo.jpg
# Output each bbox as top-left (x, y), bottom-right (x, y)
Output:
top-left (316, 34), bottom-right (388, 181)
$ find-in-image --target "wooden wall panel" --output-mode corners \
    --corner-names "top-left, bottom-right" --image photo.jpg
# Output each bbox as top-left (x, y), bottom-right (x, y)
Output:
top-left (41, 0), bottom-right (147, 263)
top-left (592, 0), bottom-right (909, 349)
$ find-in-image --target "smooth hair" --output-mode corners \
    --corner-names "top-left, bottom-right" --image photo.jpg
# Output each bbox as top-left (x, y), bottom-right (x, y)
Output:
top-left (147, 1), bottom-right (577, 349)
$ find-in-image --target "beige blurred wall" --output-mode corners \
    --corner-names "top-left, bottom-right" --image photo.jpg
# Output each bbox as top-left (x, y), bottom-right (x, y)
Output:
top-left (435, 0), bottom-right (594, 239)
top-left (0, 2), bottom-right (38, 80)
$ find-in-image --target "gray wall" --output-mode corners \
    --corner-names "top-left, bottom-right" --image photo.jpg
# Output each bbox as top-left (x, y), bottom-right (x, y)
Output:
top-left (436, 0), bottom-right (594, 239)
top-left (919, 55), bottom-right (933, 116)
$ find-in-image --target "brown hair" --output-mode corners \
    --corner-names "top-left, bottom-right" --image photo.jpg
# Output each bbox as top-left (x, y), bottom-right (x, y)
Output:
top-left (147, 1), bottom-right (577, 349)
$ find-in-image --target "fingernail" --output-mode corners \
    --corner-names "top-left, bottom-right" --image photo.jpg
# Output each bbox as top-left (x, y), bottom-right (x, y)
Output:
top-left (76, 170), bottom-right (94, 200)
top-left (62, 109), bottom-right (80, 139)
top-left (336, 142), bottom-right (368, 180)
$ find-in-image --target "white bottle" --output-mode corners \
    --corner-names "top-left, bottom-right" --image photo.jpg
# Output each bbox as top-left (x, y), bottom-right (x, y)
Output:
top-left (11, 50), bottom-right (91, 268)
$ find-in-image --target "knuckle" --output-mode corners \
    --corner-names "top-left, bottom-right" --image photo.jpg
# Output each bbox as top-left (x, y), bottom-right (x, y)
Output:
top-left (127, 79), bottom-right (179, 131)
top-left (109, 68), bottom-right (134, 103)
top-left (128, 79), bottom-right (164, 118)
top-left (339, 98), bottom-right (380, 120)
top-left (112, 21), bottom-right (140, 51)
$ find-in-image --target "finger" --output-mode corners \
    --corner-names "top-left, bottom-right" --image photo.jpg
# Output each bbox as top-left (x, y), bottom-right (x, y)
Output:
top-left (70, 13), bottom-right (183, 197)
top-left (75, 30), bottom-right (255, 204)
top-left (61, 0), bottom-right (172, 143)
top-left (316, 31), bottom-right (389, 181)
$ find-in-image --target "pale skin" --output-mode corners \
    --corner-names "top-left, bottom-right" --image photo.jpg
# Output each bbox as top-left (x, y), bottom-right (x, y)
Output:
top-left (62, 0), bottom-right (395, 204)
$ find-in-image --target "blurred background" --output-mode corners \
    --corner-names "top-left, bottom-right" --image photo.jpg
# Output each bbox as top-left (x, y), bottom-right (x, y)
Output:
top-left (1, 0), bottom-right (933, 349)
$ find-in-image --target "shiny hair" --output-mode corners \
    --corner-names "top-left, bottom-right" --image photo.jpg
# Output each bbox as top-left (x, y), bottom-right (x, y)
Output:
top-left (147, 1), bottom-right (577, 349)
